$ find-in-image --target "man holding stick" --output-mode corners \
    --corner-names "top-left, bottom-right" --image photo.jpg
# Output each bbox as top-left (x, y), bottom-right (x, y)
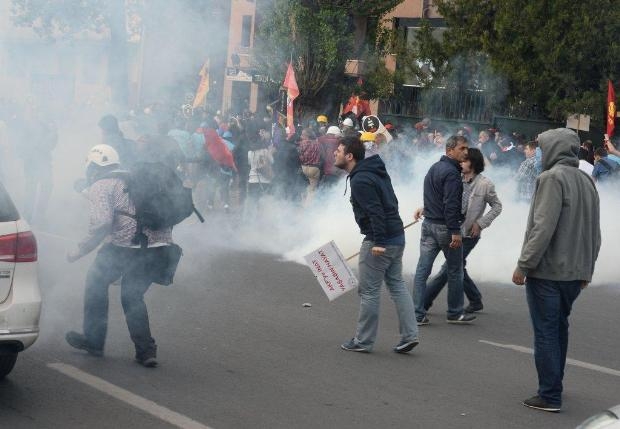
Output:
top-left (334, 136), bottom-right (419, 354)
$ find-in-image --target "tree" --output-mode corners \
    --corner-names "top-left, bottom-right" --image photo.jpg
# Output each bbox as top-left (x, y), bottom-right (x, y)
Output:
top-left (253, 0), bottom-right (403, 119)
top-left (11, 0), bottom-right (130, 106)
top-left (430, 0), bottom-right (620, 122)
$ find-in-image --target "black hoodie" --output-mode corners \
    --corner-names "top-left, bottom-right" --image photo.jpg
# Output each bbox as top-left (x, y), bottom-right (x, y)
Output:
top-left (348, 155), bottom-right (404, 245)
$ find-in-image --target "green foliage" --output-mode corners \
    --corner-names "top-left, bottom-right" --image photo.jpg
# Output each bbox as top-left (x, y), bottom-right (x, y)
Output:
top-left (11, 0), bottom-right (108, 39)
top-left (254, 0), bottom-right (403, 115)
top-left (433, 0), bottom-right (620, 122)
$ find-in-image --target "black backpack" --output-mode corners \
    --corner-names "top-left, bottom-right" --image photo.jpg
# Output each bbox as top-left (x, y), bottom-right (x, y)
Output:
top-left (116, 162), bottom-right (204, 246)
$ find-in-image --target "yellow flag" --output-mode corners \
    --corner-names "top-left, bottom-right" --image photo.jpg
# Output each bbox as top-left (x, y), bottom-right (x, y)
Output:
top-left (192, 59), bottom-right (210, 108)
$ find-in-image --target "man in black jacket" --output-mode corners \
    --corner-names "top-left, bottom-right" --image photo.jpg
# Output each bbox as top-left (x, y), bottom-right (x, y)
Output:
top-left (413, 135), bottom-right (475, 325)
top-left (334, 136), bottom-right (419, 354)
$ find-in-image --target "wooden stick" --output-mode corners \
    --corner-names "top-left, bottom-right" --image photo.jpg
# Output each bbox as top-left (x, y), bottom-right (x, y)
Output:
top-left (345, 219), bottom-right (419, 261)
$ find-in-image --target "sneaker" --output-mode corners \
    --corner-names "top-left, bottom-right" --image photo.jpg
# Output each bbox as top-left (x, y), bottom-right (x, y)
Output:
top-left (340, 338), bottom-right (370, 353)
top-left (135, 356), bottom-right (158, 368)
top-left (65, 331), bottom-right (103, 357)
top-left (464, 302), bottom-right (483, 313)
top-left (393, 339), bottom-right (420, 354)
top-left (417, 316), bottom-right (430, 326)
top-left (522, 395), bottom-right (560, 413)
top-left (446, 313), bottom-right (476, 324)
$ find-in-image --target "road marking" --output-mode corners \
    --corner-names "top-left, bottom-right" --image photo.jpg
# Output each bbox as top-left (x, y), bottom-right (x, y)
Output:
top-left (48, 363), bottom-right (214, 429)
top-left (480, 340), bottom-right (620, 377)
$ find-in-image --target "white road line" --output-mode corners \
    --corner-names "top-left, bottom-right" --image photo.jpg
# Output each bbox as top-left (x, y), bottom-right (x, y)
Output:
top-left (480, 340), bottom-right (620, 377)
top-left (47, 363), bottom-right (214, 429)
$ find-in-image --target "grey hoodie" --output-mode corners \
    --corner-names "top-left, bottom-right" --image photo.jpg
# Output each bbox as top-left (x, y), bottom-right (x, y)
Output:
top-left (517, 128), bottom-right (601, 282)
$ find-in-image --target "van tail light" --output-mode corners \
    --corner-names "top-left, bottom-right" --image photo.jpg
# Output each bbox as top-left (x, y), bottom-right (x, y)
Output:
top-left (0, 231), bottom-right (38, 262)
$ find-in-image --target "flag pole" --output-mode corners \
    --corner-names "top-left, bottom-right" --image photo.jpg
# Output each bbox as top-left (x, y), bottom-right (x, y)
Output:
top-left (345, 220), bottom-right (419, 261)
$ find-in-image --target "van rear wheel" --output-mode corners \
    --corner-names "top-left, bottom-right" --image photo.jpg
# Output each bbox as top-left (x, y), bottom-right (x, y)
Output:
top-left (0, 353), bottom-right (18, 379)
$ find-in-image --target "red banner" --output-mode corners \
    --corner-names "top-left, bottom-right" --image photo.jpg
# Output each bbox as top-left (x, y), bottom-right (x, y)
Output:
top-left (282, 63), bottom-right (299, 137)
top-left (607, 80), bottom-right (616, 137)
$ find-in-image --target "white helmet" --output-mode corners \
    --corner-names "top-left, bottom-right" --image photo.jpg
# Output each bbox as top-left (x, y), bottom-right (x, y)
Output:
top-left (326, 126), bottom-right (342, 136)
top-left (343, 117), bottom-right (354, 127)
top-left (86, 144), bottom-right (120, 167)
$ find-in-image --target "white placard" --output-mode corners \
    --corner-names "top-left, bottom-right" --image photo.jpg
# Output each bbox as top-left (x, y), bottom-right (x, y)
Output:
top-left (304, 241), bottom-right (358, 301)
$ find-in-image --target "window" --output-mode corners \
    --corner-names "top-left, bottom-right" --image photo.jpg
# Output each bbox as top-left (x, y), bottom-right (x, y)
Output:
top-left (241, 15), bottom-right (252, 48)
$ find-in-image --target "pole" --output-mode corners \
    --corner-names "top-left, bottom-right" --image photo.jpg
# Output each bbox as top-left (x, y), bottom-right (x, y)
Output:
top-left (345, 220), bottom-right (419, 262)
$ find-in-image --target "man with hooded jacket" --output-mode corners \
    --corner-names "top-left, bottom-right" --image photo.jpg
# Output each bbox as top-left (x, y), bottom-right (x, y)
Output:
top-left (513, 128), bottom-right (601, 413)
top-left (334, 136), bottom-right (419, 354)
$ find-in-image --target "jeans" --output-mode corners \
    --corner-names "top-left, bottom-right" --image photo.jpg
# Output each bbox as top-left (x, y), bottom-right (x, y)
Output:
top-left (353, 241), bottom-right (418, 350)
top-left (424, 237), bottom-right (481, 309)
top-left (526, 277), bottom-right (581, 407)
top-left (83, 244), bottom-right (158, 359)
top-left (413, 220), bottom-right (464, 319)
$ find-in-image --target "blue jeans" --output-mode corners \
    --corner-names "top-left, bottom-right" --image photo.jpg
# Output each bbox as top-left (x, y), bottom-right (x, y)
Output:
top-left (424, 237), bottom-right (481, 309)
top-left (353, 241), bottom-right (419, 350)
top-left (413, 221), bottom-right (464, 319)
top-left (526, 277), bottom-right (582, 407)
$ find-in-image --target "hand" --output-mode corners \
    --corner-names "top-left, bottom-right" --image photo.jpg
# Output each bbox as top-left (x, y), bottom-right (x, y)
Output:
top-left (470, 222), bottom-right (481, 238)
top-left (371, 246), bottom-right (386, 256)
top-left (67, 249), bottom-right (81, 263)
top-left (512, 268), bottom-right (526, 285)
top-left (581, 281), bottom-right (589, 290)
top-left (489, 152), bottom-right (497, 161)
top-left (413, 207), bottom-right (424, 221)
top-left (449, 234), bottom-right (462, 249)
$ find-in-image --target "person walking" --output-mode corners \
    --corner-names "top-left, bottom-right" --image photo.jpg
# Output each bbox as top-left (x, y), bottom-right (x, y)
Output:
top-left (334, 136), bottom-right (419, 354)
top-left (422, 148), bottom-right (502, 313)
top-left (412, 135), bottom-right (475, 325)
top-left (65, 144), bottom-right (177, 368)
top-left (513, 128), bottom-right (601, 413)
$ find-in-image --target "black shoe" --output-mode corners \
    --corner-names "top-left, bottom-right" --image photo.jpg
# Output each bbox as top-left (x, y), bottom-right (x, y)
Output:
top-left (65, 331), bottom-right (103, 357)
top-left (393, 339), bottom-right (420, 354)
top-left (464, 302), bottom-right (483, 313)
top-left (446, 313), bottom-right (476, 324)
top-left (417, 316), bottom-right (430, 326)
top-left (522, 395), bottom-right (560, 412)
top-left (135, 356), bottom-right (158, 368)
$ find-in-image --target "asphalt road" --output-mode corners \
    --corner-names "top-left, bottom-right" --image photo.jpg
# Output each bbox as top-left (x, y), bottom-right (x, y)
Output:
top-left (1, 221), bottom-right (618, 429)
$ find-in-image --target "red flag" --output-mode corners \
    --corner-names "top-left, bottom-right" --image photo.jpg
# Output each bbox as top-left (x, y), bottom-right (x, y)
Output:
top-left (342, 95), bottom-right (372, 118)
top-left (282, 63), bottom-right (299, 137)
top-left (607, 80), bottom-right (616, 137)
top-left (202, 128), bottom-right (237, 172)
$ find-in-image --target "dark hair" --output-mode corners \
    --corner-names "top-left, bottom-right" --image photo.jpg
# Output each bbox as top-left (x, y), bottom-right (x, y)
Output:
top-left (595, 147), bottom-right (608, 158)
top-left (340, 135), bottom-right (365, 161)
top-left (525, 141), bottom-right (538, 150)
top-left (446, 135), bottom-right (468, 150)
top-left (466, 147), bottom-right (485, 174)
top-left (578, 147), bottom-right (589, 160)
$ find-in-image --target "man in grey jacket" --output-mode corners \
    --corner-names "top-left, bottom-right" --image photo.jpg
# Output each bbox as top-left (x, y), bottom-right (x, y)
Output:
top-left (512, 128), bottom-right (601, 413)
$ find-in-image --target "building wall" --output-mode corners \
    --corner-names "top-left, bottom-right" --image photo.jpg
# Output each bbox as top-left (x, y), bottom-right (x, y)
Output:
top-left (222, 0), bottom-right (259, 115)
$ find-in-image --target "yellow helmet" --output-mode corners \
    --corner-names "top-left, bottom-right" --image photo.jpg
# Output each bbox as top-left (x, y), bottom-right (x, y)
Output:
top-left (316, 115), bottom-right (328, 123)
top-left (360, 131), bottom-right (376, 142)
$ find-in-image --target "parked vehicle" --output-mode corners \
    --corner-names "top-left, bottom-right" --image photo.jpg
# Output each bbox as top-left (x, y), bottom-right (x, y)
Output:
top-left (0, 182), bottom-right (41, 378)
top-left (577, 405), bottom-right (620, 429)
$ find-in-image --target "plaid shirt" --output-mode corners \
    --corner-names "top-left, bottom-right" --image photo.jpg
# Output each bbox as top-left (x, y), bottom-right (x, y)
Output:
top-left (515, 156), bottom-right (538, 201)
top-left (76, 177), bottom-right (172, 258)
top-left (298, 138), bottom-right (321, 166)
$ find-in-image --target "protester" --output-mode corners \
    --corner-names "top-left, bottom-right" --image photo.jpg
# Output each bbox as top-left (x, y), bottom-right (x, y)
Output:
top-left (98, 114), bottom-right (137, 167)
top-left (65, 144), bottom-right (178, 368)
top-left (246, 127), bottom-right (274, 216)
top-left (298, 128), bottom-right (322, 206)
top-left (412, 135), bottom-right (475, 325)
top-left (318, 125), bottom-right (344, 189)
top-left (360, 131), bottom-right (379, 158)
top-left (512, 128), bottom-right (601, 413)
top-left (592, 147), bottom-right (619, 183)
top-left (334, 136), bottom-right (419, 354)
top-left (423, 148), bottom-right (502, 313)
top-left (515, 141), bottom-right (539, 202)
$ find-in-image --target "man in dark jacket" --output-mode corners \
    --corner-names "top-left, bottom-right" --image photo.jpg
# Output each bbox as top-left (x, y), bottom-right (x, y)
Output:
top-left (413, 135), bottom-right (475, 325)
top-left (513, 128), bottom-right (601, 413)
top-left (334, 136), bottom-right (419, 354)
